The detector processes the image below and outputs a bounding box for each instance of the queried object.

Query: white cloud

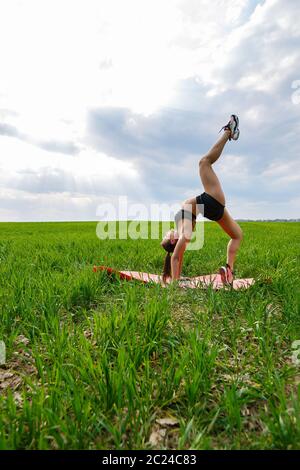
[0,135,137,178]
[261,160,300,184]
[0,136,142,220]
[216,153,250,179]
[228,196,300,220]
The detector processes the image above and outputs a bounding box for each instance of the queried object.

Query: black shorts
[196,192,225,221]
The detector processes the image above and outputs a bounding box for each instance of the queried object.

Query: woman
[161,115,243,285]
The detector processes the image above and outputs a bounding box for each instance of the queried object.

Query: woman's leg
[217,208,243,270]
[199,130,230,205]
[198,123,242,274]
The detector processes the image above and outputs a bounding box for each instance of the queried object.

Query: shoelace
[226,264,235,277]
[219,123,232,140]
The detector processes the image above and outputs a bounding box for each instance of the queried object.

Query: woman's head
[161,229,179,281]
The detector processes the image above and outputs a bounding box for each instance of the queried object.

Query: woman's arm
[178,248,184,276]
[171,236,187,280]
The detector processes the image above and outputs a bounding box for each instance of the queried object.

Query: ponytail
[161,231,178,282]
[162,252,172,282]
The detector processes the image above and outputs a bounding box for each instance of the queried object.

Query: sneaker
[219,263,234,285]
[220,114,240,141]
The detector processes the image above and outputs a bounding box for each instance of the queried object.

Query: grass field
[0,221,299,449]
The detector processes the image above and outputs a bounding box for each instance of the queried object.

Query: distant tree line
[236,219,300,222]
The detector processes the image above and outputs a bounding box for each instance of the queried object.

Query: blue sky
[0,0,299,221]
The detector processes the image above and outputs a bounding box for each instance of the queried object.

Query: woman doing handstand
[161,115,243,285]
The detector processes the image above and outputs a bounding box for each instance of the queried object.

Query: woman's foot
[220,115,240,141]
[219,263,234,285]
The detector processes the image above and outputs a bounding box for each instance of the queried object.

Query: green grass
[0,221,299,449]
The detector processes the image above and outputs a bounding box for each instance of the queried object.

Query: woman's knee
[228,222,243,242]
[199,155,210,167]
[235,226,243,241]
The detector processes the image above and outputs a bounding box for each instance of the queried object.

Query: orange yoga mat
[93,266,255,290]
